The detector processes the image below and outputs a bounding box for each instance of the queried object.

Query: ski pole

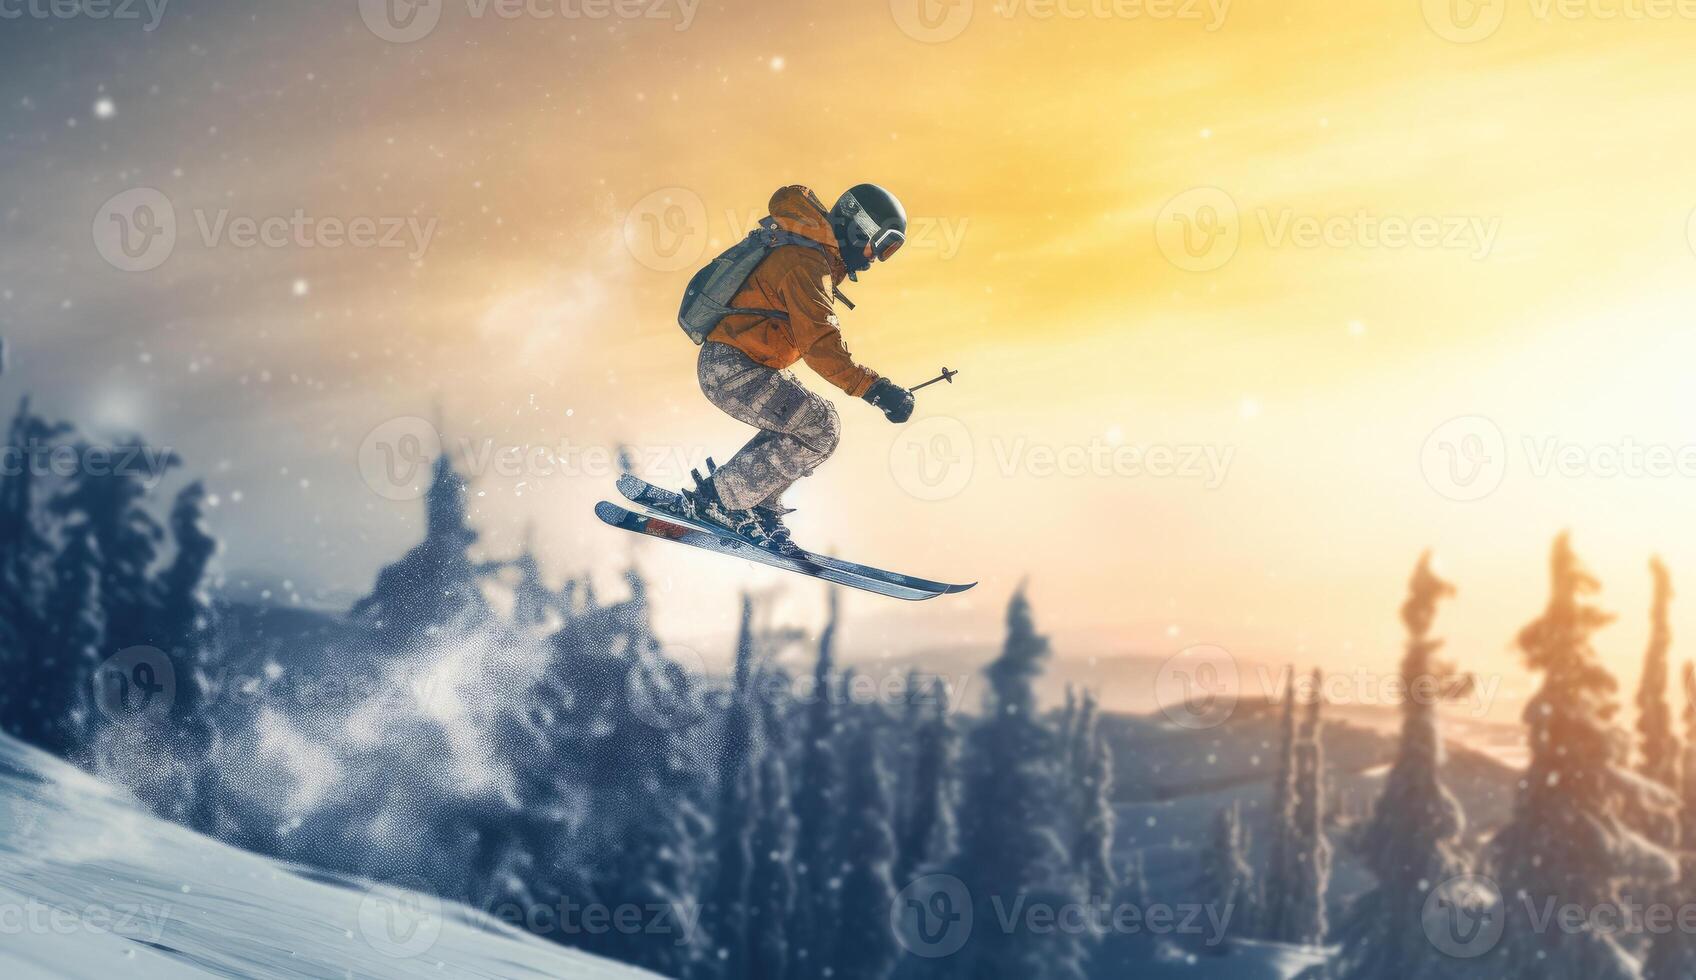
[910,367,958,393]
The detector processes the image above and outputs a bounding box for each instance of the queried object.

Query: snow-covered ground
[0,733,657,979]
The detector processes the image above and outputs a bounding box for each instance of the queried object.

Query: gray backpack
[678,216,830,344]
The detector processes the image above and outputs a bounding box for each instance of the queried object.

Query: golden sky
[10,0,1696,716]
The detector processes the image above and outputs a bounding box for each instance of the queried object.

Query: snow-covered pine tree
[748,694,797,980]
[1488,533,1677,980]
[1261,667,1300,940]
[1683,663,1696,853]
[941,588,1087,980]
[153,481,221,830]
[895,677,958,886]
[1073,690,1117,902]
[698,594,760,980]
[1643,569,1696,980]
[40,517,104,755]
[1289,671,1331,947]
[834,695,899,980]
[790,587,842,980]
[0,398,70,735]
[349,451,492,650]
[48,438,178,651]
[1637,558,1678,790]
[1195,802,1255,943]
[1333,552,1477,980]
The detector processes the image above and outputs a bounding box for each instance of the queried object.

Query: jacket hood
[768,185,842,258]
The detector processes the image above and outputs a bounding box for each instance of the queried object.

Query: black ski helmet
[830,183,907,278]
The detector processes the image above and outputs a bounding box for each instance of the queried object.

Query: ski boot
[680,460,760,540]
[750,505,803,558]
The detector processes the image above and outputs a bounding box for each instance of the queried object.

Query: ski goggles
[843,203,906,262]
[869,224,905,262]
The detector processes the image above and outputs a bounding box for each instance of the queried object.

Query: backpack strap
[713,218,835,321]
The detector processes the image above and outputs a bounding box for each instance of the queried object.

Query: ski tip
[594,500,627,524]
[615,472,644,493]
[945,582,977,595]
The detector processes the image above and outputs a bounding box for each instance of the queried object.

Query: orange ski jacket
[704,185,880,397]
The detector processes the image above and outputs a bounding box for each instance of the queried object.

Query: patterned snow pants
[698,340,842,512]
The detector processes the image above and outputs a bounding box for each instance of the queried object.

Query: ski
[614,473,975,595]
[595,502,948,601]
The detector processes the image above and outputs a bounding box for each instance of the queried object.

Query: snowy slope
[0,733,658,980]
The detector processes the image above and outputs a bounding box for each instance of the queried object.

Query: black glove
[863,377,914,424]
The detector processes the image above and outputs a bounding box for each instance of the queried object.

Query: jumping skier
[673,184,915,555]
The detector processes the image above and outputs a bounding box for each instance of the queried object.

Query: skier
[674,184,915,555]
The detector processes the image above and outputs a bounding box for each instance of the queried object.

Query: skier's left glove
[863,377,915,424]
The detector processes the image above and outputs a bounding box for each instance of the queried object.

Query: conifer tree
[943,589,1086,980]
[835,701,899,980]
[699,595,759,979]
[1638,558,1678,790]
[1489,534,1676,980]
[1072,690,1117,901]
[1261,668,1300,940]
[1196,803,1255,942]
[1334,553,1477,980]
[1289,672,1331,947]
[350,451,491,650]
[39,518,104,754]
[790,588,842,980]
[895,678,958,886]
[748,696,797,980]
